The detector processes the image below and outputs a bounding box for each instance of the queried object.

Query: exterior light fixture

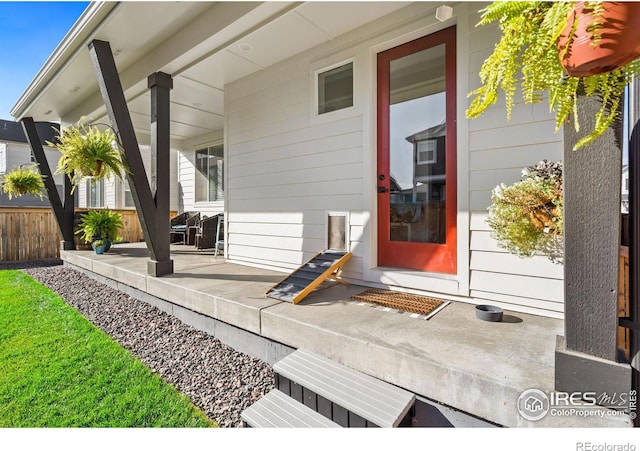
[436,5,453,22]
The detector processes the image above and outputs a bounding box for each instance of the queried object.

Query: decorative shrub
[487,160,563,263]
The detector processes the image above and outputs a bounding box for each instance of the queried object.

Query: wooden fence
[0,208,61,261]
[618,245,631,361]
[0,207,175,262]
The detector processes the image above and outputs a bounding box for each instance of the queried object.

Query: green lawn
[0,270,215,427]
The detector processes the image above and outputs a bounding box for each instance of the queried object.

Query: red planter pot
[558,1,640,77]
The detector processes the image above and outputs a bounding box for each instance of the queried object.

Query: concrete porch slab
[58,243,631,428]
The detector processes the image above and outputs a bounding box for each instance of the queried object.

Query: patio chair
[195,213,224,257]
[170,211,199,244]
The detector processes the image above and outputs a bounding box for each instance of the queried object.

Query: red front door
[376,26,457,274]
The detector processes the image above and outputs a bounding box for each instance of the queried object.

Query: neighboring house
[9,2,564,318]
[0,119,64,207]
[622,164,629,214]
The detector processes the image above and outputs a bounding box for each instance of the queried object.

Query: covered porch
[58,242,624,428]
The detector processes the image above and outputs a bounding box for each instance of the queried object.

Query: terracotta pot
[557,2,640,77]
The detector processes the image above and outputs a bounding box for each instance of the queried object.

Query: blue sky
[0,1,89,121]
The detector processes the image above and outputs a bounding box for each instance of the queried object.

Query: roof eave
[10,1,120,121]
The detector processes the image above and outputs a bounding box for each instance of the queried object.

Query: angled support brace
[21,117,75,250]
[88,39,173,276]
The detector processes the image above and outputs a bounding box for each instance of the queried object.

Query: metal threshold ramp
[266,250,352,304]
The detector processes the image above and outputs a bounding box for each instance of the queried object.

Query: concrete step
[241,389,341,428]
[273,349,415,427]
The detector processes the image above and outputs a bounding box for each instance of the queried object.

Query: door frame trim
[376,25,457,274]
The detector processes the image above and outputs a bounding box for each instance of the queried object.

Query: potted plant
[1,164,46,199]
[48,122,127,190]
[558,2,640,77]
[91,239,108,255]
[76,209,124,253]
[466,1,640,150]
[487,160,563,263]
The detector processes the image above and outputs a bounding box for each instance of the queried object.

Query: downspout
[626,78,640,427]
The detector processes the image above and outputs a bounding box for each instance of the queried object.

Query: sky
[0,1,89,121]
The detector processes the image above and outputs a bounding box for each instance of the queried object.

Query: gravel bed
[14,262,274,427]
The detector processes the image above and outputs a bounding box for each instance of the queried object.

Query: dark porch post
[20,117,75,250]
[148,72,173,275]
[555,93,631,403]
[88,39,173,276]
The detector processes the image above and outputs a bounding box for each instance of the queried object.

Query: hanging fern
[1,164,46,200]
[466,1,640,150]
[48,122,128,191]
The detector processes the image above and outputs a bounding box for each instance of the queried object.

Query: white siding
[0,143,6,173]
[225,55,365,272]
[464,4,564,316]
[220,2,564,317]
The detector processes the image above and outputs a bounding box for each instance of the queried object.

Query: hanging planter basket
[48,122,127,191]
[487,160,564,264]
[558,1,640,77]
[529,202,561,234]
[1,164,46,200]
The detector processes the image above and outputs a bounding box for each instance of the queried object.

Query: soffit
[20,1,413,145]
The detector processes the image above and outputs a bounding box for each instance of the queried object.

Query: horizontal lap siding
[226,51,363,273]
[178,151,195,212]
[222,3,564,317]
[466,6,564,316]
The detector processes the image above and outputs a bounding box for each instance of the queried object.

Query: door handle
[377,186,388,193]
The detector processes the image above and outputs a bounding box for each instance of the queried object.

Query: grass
[0,270,215,427]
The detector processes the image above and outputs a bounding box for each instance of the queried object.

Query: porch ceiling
[11,1,411,146]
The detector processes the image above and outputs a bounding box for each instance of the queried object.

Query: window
[87,178,104,208]
[123,179,134,208]
[417,140,437,165]
[195,144,224,203]
[318,62,353,115]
